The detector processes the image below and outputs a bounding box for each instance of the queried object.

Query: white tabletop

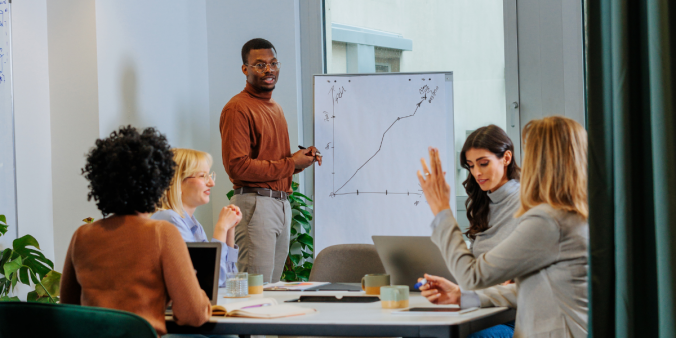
[200,289,509,326]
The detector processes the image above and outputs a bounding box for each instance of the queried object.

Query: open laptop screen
[186,242,221,305]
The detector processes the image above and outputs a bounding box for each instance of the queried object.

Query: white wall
[205,0,304,224]
[95,0,213,234]
[12,0,55,261]
[46,0,102,270]
[11,0,306,274]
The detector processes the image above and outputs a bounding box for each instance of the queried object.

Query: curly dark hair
[82,126,176,217]
[461,125,520,240]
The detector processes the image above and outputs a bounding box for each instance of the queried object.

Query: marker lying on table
[298,145,321,156]
[414,278,428,290]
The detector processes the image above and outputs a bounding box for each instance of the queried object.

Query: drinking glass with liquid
[225,272,248,297]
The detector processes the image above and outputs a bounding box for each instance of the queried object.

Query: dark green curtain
[587,0,676,337]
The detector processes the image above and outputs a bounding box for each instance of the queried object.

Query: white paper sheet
[314,73,449,255]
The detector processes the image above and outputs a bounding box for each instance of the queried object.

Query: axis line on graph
[332,98,426,195]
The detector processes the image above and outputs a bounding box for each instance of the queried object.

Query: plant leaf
[290,226,297,235]
[0,215,6,225]
[28,269,40,284]
[302,251,313,259]
[226,190,234,200]
[4,256,22,278]
[288,195,299,204]
[10,271,18,290]
[35,283,47,297]
[0,295,20,302]
[291,181,299,191]
[299,209,313,221]
[292,192,313,202]
[293,215,310,226]
[18,266,29,285]
[26,291,39,302]
[0,248,11,270]
[301,222,311,233]
[41,271,61,297]
[296,269,311,281]
[13,234,41,252]
[23,257,52,280]
[281,270,297,282]
[296,234,313,249]
[302,262,313,270]
[289,254,301,265]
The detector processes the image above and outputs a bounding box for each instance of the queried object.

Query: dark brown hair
[461,125,520,240]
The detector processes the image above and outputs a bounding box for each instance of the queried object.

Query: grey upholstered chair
[309,244,386,282]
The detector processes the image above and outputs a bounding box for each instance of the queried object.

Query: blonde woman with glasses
[418,116,588,338]
[152,148,242,287]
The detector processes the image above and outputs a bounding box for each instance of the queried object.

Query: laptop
[372,236,456,291]
[186,242,221,305]
[166,242,221,315]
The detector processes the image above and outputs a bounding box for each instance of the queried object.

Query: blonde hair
[516,116,588,219]
[160,148,213,217]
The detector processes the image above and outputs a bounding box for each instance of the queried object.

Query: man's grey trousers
[230,193,291,283]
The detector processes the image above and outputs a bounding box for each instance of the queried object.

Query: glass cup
[225,272,248,297]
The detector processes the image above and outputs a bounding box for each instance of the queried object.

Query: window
[324,0,511,231]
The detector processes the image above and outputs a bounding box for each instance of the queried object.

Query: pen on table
[298,145,321,156]
[414,278,428,290]
[241,303,272,309]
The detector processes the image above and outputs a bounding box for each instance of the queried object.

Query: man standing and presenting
[220,38,320,283]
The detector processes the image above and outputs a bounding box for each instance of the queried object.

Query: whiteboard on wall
[313,72,455,255]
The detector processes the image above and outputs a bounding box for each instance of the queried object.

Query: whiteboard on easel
[313,72,455,255]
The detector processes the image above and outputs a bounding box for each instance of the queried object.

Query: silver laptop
[186,242,222,305]
[372,236,456,291]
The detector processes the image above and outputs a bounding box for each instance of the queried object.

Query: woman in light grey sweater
[421,125,522,338]
[417,116,589,338]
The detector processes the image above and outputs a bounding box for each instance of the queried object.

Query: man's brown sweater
[60,215,211,336]
[220,82,296,193]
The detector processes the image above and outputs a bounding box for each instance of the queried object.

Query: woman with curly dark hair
[60,126,212,336]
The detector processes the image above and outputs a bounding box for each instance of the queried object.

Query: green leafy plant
[282,181,314,281]
[226,178,315,281]
[0,214,62,303]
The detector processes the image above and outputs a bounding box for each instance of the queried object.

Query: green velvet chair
[0,301,157,338]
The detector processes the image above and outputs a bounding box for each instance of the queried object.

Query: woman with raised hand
[61,126,211,336]
[152,148,242,287]
[418,116,589,338]
[421,125,521,337]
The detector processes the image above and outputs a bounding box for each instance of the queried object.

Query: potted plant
[0,214,62,303]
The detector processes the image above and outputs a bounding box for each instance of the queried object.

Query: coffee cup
[380,285,409,309]
[248,274,264,294]
[361,274,390,295]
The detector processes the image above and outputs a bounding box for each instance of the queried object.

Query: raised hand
[417,147,451,216]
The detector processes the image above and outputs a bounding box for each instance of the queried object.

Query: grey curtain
[586,0,676,337]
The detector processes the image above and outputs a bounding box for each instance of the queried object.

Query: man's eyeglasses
[246,61,281,73]
[186,172,216,184]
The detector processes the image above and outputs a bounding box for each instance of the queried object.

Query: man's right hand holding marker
[292,146,322,170]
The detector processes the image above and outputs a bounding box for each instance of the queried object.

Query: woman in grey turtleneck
[418,117,589,338]
[420,125,521,338]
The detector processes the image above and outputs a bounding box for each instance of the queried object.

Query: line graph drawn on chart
[318,76,443,207]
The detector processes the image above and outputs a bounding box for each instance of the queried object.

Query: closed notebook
[212,298,316,318]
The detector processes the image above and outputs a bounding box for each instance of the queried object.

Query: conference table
[166,287,516,338]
